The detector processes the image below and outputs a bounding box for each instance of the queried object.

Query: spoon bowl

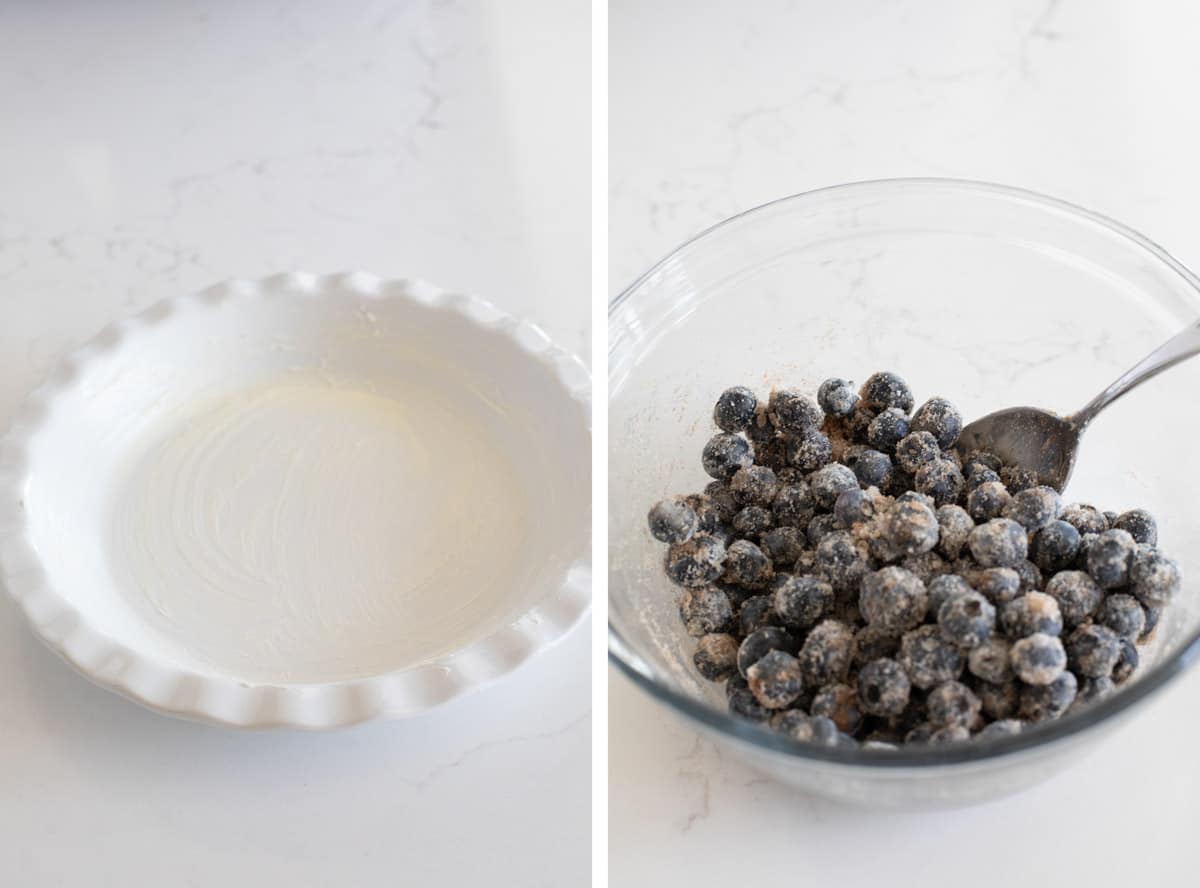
[957,407,1081,491]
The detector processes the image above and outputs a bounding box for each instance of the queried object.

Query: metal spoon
[955,318,1200,492]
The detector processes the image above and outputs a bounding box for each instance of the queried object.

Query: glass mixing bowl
[609,179,1200,807]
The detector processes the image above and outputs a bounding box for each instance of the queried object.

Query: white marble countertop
[610,1,1200,885]
[0,2,589,886]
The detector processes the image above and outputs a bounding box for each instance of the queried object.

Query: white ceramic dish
[0,272,591,728]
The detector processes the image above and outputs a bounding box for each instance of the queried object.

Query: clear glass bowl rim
[608,177,1200,767]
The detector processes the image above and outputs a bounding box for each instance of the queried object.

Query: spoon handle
[1071,317,1200,428]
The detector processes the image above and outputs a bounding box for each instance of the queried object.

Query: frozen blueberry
[937,590,995,649]
[1114,509,1157,546]
[1113,637,1139,684]
[967,481,1011,523]
[854,658,911,719]
[738,594,777,635]
[853,448,894,489]
[794,548,818,575]
[702,432,754,480]
[964,450,1003,475]
[964,465,1002,490]
[1140,605,1162,642]
[1012,559,1043,593]
[1000,591,1063,638]
[1066,624,1121,678]
[904,723,937,744]
[1003,485,1061,531]
[1074,675,1116,709]
[895,431,940,474]
[928,574,973,616]
[926,680,981,728]
[745,406,774,444]
[693,633,740,681]
[968,638,1013,684]
[834,486,879,528]
[899,625,964,689]
[1086,529,1137,589]
[1103,509,1120,527]
[883,498,940,558]
[895,490,935,509]
[728,685,771,723]
[647,497,698,544]
[853,624,901,665]
[755,435,790,471]
[774,713,840,746]
[867,408,911,453]
[817,378,859,417]
[914,459,965,507]
[970,567,1021,606]
[978,680,1019,720]
[845,405,879,444]
[771,573,834,630]
[713,386,758,433]
[859,371,914,413]
[725,674,749,699]
[678,586,734,638]
[1010,632,1067,685]
[682,494,723,534]
[1097,593,1146,640]
[723,539,772,588]
[816,530,872,594]
[732,505,774,540]
[703,481,740,523]
[761,526,807,566]
[797,620,856,687]
[910,397,963,448]
[1039,571,1099,630]
[1032,520,1081,574]
[730,465,779,507]
[806,513,839,547]
[767,389,823,434]
[978,719,1023,740]
[1130,547,1182,606]
[784,428,832,473]
[747,650,805,709]
[772,483,816,527]
[860,567,929,634]
[935,505,973,560]
[968,518,1028,568]
[811,683,862,733]
[737,626,798,678]
[1000,465,1039,493]
[900,551,948,584]
[1018,670,1077,721]
[1059,503,1110,535]
[809,463,859,511]
[665,536,727,588]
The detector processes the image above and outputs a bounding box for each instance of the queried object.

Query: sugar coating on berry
[1012,559,1043,593]
[928,574,973,616]
[648,497,698,544]
[1086,528,1137,588]
[818,378,859,417]
[775,713,840,746]
[1097,592,1146,640]
[1066,623,1121,678]
[747,650,805,709]
[900,550,948,584]
[1043,570,1102,628]
[899,624,964,689]
[859,371,914,413]
[968,637,1013,684]
[1018,671,1077,721]
[703,481,739,522]
[1010,632,1067,685]
[833,486,880,529]
[738,595,776,636]
[728,685,771,722]
[910,397,963,448]
[1114,508,1157,546]
[702,432,754,480]
[760,526,806,566]
[968,518,1028,568]
[693,633,740,681]
[935,505,973,560]
[730,465,778,507]
[1130,548,1182,606]
[784,428,832,471]
[809,463,858,511]
[884,498,940,558]
[978,680,1019,720]
[1000,591,1063,638]
[867,408,911,453]
[683,494,722,534]
[732,505,773,540]
[1059,503,1109,535]
[967,481,1011,523]
[810,683,861,733]
[856,657,911,716]
[806,513,838,547]
[737,626,797,677]
[678,586,734,638]
[965,465,1002,490]
[915,459,965,507]
[1003,485,1061,531]
[1000,465,1039,493]
[926,680,981,728]
[771,573,833,630]
[723,539,772,588]
[772,482,815,527]
[895,431,940,474]
[970,567,1021,606]
[665,536,727,588]
[768,389,823,434]
[798,619,856,687]
[713,386,758,433]
[979,719,1023,739]
[860,566,929,634]
[1032,519,1081,574]
[937,590,995,649]
[853,448,894,489]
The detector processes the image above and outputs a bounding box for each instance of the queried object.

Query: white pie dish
[0,272,591,728]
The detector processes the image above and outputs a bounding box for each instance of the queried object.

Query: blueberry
[1113,637,1139,684]
[732,505,774,540]
[853,449,894,489]
[810,683,862,733]
[693,633,740,681]
[723,539,772,588]
[1010,632,1067,685]
[914,459,965,507]
[853,624,901,666]
[935,505,973,560]
[908,399,962,448]
[1086,529,1137,589]
[738,594,777,635]
[794,548,818,575]
[782,428,830,472]
[737,626,797,678]
[963,451,1003,475]
[678,586,734,637]
[809,463,859,510]
[867,408,911,453]
[806,513,839,547]
[1000,591,1063,638]
[1012,559,1043,593]
[900,550,948,584]
[1130,547,1182,606]
[860,566,929,634]
[967,518,1028,568]
[1140,605,1162,642]
[1003,485,1061,531]
[978,680,1019,720]
[1103,510,1120,527]
[703,481,740,523]
[767,389,823,434]
[1065,624,1121,678]
[859,371,914,413]
[856,658,912,717]
[970,567,1021,606]
[964,465,1002,490]
[968,638,1013,684]
[899,624,964,689]
[978,719,1023,739]
[730,465,779,507]
[895,431,941,474]
[926,680,981,728]
[1059,503,1110,535]
[967,481,1011,523]
[904,723,937,744]
[1031,519,1080,573]
[1042,570,1102,628]
[754,435,790,471]
[1073,675,1116,709]
[937,590,995,649]
[1114,509,1157,546]
[713,386,758,433]
[846,405,879,443]
[928,574,973,616]
[833,486,879,528]
[1018,670,1077,721]
[883,498,940,558]
[747,650,806,709]
[816,530,872,594]
[1000,465,1039,493]
[772,483,816,528]
[929,725,972,744]
[682,494,723,534]
[771,573,834,630]
[702,432,754,480]
[797,619,856,687]
[760,526,807,565]
[647,497,698,544]
[1097,593,1146,640]
[774,713,840,746]
[728,685,771,722]
[817,378,859,417]
[665,536,728,588]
